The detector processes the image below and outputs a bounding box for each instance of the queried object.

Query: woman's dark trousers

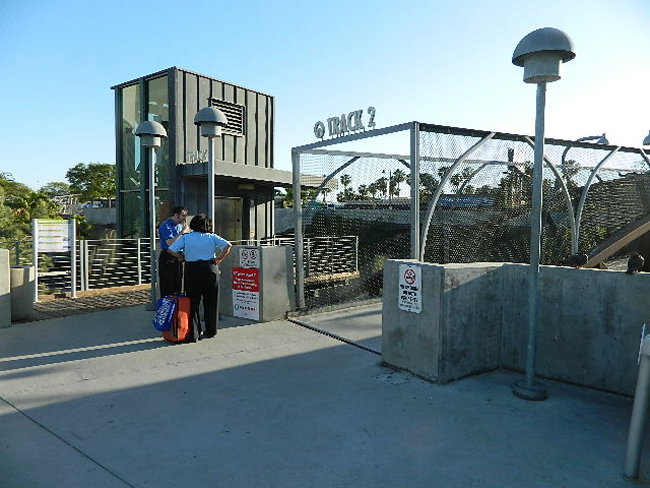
[185,262,219,338]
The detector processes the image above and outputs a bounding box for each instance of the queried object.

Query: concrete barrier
[9,265,35,322]
[219,245,295,322]
[0,250,9,327]
[382,260,650,395]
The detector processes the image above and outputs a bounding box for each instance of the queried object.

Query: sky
[0,0,648,190]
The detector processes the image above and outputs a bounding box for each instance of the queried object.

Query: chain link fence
[294,122,650,309]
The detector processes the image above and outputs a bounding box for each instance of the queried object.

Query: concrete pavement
[0,302,648,487]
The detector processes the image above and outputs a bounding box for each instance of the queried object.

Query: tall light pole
[134,120,168,310]
[194,107,228,227]
[511,27,576,401]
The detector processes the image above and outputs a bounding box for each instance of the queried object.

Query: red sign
[232,267,259,292]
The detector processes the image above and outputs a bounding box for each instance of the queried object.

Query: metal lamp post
[194,107,228,227]
[134,120,168,310]
[643,131,650,147]
[561,133,608,253]
[511,27,576,401]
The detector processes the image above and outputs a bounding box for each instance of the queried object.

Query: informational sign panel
[239,247,260,268]
[36,219,73,252]
[232,267,260,320]
[398,264,422,313]
[32,219,77,302]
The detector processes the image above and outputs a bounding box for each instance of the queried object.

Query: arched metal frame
[291,121,650,309]
[523,137,579,254]
[574,147,620,247]
[419,133,495,261]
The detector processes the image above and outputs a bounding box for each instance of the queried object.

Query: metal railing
[0,235,359,295]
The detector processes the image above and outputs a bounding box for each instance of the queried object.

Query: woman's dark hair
[189,214,212,233]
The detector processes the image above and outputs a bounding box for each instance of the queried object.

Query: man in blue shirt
[158,205,189,297]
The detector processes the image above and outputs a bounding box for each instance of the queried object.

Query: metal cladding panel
[210,79,224,161]
[246,91,258,166]
[257,95,268,168]
[172,68,273,170]
[223,84,235,164]
[266,97,275,168]
[184,72,198,159]
[235,87,246,164]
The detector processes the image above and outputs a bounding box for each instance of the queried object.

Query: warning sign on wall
[398,264,422,313]
[232,267,260,320]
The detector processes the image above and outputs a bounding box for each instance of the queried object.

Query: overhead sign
[35,219,73,252]
[314,106,376,139]
[398,263,422,313]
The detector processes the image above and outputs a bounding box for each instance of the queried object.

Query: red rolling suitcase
[163,295,191,343]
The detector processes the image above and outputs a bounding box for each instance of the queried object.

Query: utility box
[219,246,294,322]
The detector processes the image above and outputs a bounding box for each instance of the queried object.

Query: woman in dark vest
[167,214,232,341]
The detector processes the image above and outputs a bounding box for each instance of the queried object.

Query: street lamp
[512,27,576,401]
[561,133,608,167]
[134,120,168,310]
[194,107,228,227]
[643,131,650,147]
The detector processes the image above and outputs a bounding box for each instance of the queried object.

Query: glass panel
[120,190,143,238]
[121,84,141,190]
[147,76,169,190]
[155,189,169,229]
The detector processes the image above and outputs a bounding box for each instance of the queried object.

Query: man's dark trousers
[158,251,181,297]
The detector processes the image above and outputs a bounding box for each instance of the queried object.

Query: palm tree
[340,174,352,189]
[390,169,407,198]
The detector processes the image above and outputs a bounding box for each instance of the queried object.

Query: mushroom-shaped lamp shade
[512,27,576,84]
[194,107,228,137]
[597,133,609,145]
[643,131,650,147]
[134,120,168,148]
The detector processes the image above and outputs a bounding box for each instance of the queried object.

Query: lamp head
[134,120,167,148]
[512,27,576,83]
[194,107,228,137]
[597,133,609,145]
[643,130,650,147]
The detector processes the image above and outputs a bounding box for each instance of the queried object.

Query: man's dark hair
[171,205,186,216]
[189,213,212,233]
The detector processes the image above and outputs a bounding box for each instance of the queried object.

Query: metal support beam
[410,123,420,259]
[292,149,305,309]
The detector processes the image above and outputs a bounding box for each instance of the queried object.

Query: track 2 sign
[398,264,422,313]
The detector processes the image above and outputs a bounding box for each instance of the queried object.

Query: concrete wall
[0,250,9,327]
[218,245,294,322]
[382,260,650,395]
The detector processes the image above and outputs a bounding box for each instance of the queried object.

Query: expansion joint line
[0,394,135,488]
[287,318,381,356]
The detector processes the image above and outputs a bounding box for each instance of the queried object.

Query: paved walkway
[0,301,648,487]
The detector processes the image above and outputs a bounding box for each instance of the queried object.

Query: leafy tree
[66,162,116,202]
[40,181,71,197]
[9,191,58,221]
[0,172,31,201]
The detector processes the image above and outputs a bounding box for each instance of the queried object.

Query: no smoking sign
[398,264,422,313]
